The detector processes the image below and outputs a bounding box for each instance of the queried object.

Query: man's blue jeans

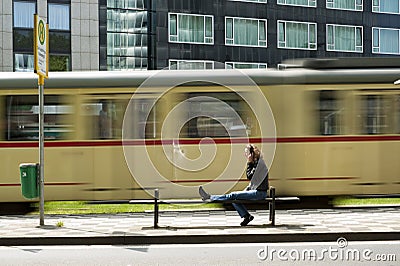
[210,190,267,218]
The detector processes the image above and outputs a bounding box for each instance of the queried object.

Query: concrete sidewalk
[1,207,400,246]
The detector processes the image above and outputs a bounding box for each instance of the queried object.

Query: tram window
[360,95,389,134]
[81,99,128,139]
[123,98,161,139]
[318,91,344,135]
[6,95,74,140]
[180,93,251,138]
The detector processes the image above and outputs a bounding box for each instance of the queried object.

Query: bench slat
[129,197,299,205]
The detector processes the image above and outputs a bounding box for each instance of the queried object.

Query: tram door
[81,94,135,200]
[354,91,400,194]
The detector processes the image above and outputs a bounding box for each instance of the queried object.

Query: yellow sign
[34,14,49,79]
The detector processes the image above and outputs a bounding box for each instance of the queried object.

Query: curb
[1,232,400,246]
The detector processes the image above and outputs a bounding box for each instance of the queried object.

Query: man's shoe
[240,215,254,226]
[198,186,211,201]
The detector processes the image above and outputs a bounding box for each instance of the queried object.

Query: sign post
[34,14,48,226]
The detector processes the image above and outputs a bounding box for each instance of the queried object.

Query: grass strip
[333,197,400,207]
[29,201,224,215]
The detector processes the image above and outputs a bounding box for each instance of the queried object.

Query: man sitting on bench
[199,144,269,226]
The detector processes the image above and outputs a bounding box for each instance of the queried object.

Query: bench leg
[154,189,159,229]
[269,187,276,226]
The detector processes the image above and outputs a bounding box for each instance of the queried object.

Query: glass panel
[49,4,70,30]
[180,93,252,138]
[226,18,233,39]
[13,29,34,52]
[6,95,74,140]
[284,21,311,49]
[107,2,148,70]
[14,1,35,28]
[361,95,389,134]
[14,53,34,72]
[50,31,71,53]
[278,0,316,6]
[309,23,316,44]
[259,21,266,41]
[319,91,343,135]
[373,28,380,48]
[278,22,285,43]
[356,27,362,46]
[379,0,400,13]
[232,18,260,46]
[380,29,400,54]
[205,16,213,38]
[50,55,70,71]
[178,14,205,43]
[169,14,177,36]
[123,98,161,139]
[82,99,129,139]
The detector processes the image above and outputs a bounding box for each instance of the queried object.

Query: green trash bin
[19,163,39,199]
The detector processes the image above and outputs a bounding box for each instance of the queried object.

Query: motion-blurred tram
[1,57,400,202]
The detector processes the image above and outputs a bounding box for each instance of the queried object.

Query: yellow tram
[1,58,400,202]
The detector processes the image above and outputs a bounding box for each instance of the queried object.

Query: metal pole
[154,189,159,229]
[38,75,45,226]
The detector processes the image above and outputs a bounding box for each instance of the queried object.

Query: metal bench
[129,187,300,228]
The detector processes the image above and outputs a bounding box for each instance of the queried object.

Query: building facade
[1,0,399,72]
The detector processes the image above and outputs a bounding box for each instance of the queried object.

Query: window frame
[106,2,148,70]
[228,0,267,3]
[372,0,400,14]
[168,13,214,45]
[277,0,316,8]
[326,0,363,11]
[277,20,317,50]
[225,62,267,69]
[225,16,267,48]
[13,1,36,29]
[326,24,363,53]
[169,59,214,70]
[372,27,400,55]
[48,3,70,31]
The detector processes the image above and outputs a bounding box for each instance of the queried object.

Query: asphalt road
[1,240,399,266]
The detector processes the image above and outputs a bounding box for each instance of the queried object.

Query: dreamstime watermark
[257,237,397,262]
[122,63,277,198]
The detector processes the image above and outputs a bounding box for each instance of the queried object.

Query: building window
[169,13,213,44]
[107,0,148,70]
[225,62,267,69]
[277,0,316,8]
[13,1,35,72]
[228,0,267,3]
[48,3,71,71]
[373,0,399,14]
[326,0,363,11]
[327,24,363,53]
[373,27,400,54]
[14,54,34,72]
[225,17,267,47]
[14,1,35,28]
[49,3,70,30]
[169,60,214,70]
[278,20,316,50]
[13,1,71,72]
